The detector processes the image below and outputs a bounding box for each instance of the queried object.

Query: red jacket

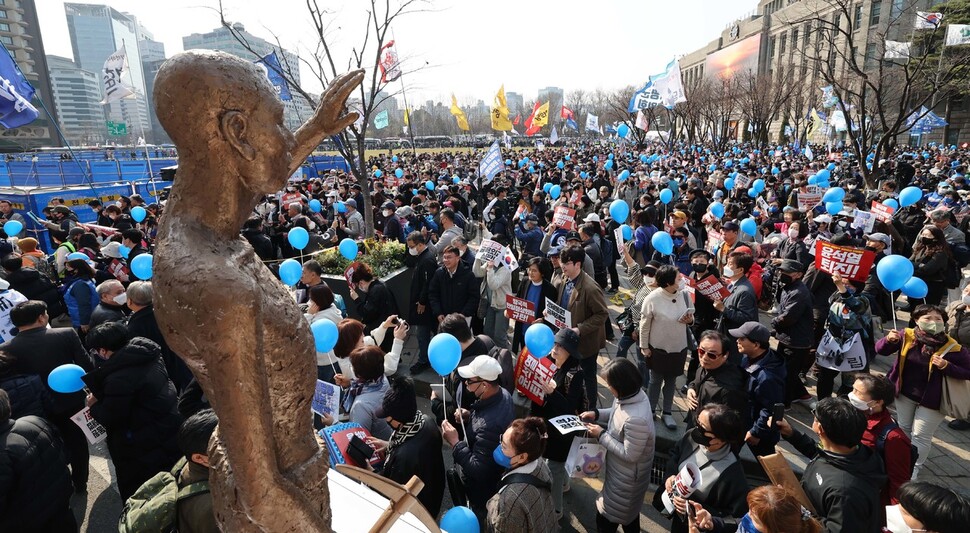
[860,409,910,505]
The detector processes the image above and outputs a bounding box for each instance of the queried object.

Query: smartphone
[772,403,785,429]
[687,503,696,521]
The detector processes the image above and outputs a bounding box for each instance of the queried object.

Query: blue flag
[374,110,389,130]
[255,51,292,101]
[0,43,38,129]
[565,116,578,130]
[478,140,505,185]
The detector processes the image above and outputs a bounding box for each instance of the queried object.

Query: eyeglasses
[697,348,723,359]
[465,379,483,386]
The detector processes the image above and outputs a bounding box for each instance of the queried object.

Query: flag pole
[121,40,158,205]
[390,29,417,156]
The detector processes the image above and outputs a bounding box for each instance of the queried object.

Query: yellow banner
[532,101,550,128]
[491,85,513,131]
[403,108,410,126]
[450,94,469,131]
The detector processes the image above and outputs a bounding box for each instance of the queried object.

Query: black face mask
[922,237,937,246]
[691,263,707,274]
[690,426,713,447]
[864,245,879,253]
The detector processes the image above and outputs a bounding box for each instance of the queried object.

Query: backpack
[118,458,210,533]
[462,215,478,242]
[875,419,918,478]
[952,242,970,269]
[475,334,516,393]
[944,255,962,289]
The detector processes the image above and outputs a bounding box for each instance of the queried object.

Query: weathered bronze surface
[151,50,362,531]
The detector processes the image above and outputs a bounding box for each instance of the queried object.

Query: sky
[37,0,760,105]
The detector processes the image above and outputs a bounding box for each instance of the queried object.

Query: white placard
[549,414,587,434]
[544,298,572,330]
[71,406,108,444]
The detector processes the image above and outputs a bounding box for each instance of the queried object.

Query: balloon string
[455,379,469,447]
[890,291,898,332]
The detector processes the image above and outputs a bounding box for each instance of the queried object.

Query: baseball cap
[728,321,771,345]
[457,355,503,382]
[713,190,725,200]
[777,259,804,273]
[867,232,892,254]
[722,221,740,232]
[381,201,395,211]
[671,211,688,220]
[584,213,601,223]
[565,231,582,242]
[344,199,357,209]
[525,213,539,223]
[326,190,339,197]
[813,214,833,224]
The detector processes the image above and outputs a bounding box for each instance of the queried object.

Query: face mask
[847,392,871,411]
[864,245,879,253]
[408,246,419,256]
[738,514,764,533]
[884,505,913,533]
[788,229,799,239]
[492,444,513,469]
[962,294,970,306]
[643,276,655,287]
[112,293,127,305]
[691,263,707,274]
[921,237,936,245]
[690,426,713,447]
[722,265,735,278]
[847,184,857,190]
[383,210,393,217]
[919,320,944,334]
[673,238,684,247]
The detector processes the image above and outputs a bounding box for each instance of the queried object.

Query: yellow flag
[807,108,824,137]
[491,85,513,131]
[403,107,410,126]
[450,94,469,131]
[532,101,550,128]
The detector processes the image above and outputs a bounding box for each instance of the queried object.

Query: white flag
[653,59,687,107]
[805,146,814,160]
[100,47,133,104]
[636,110,649,130]
[914,11,943,29]
[884,41,911,59]
[549,125,559,145]
[946,24,970,46]
[586,113,599,132]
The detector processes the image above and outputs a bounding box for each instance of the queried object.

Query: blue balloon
[708,164,716,172]
[550,185,561,199]
[131,205,147,223]
[529,166,536,173]
[723,177,735,191]
[877,254,914,291]
[392,155,399,162]
[901,277,928,299]
[395,168,404,178]
[617,124,630,138]
[543,183,553,193]
[67,252,89,262]
[807,175,819,185]
[659,188,673,204]
[279,258,302,286]
[827,162,836,171]
[608,153,614,160]
[308,199,322,213]
[565,154,571,161]
[753,179,766,192]
[771,167,780,175]
[604,160,614,171]
[748,189,758,198]
[48,364,86,393]
[651,231,674,255]
[426,180,435,191]
[440,506,479,533]
[525,323,555,357]
[609,200,630,224]
[618,169,630,181]
[518,159,526,168]
[453,176,460,184]
[557,161,565,170]
[119,245,130,259]
[505,159,512,166]
[335,201,347,213]
[815,169,831,180]
[311,319,339,353]
[724,159,734,168]
[822,187,845,203]
[339,238,358,261]
[883,199,899,210]
[621,224,633,240]
[817,180,830,189]
[288,227,309,250]
[899,186,923,207]
[710,202,725,218]
[2,219,21,236]
[740,157,750,165]
[131,253,153,280]
[374,169,383,178]
[580,172,588,179]
[593,156,599,163]
[429,333,462,376]
[640,154,649,163]
[740,217,757,236]
[825,201,843,215]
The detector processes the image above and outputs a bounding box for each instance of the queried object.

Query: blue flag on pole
[0,43,38,129]
[256,51,292,102]
[478,140,505,185]
[565,116,578,130]
[374,110,389,130]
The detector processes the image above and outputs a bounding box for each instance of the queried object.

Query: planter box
[321,266,412,319]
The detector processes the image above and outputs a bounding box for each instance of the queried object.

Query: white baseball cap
[457,355,502,382]
[584,213,601,223]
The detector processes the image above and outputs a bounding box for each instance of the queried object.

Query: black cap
[565,231,582,242]
[554,328,580,358]
[728,321,771,345]
[777,259,804,273]
[722,221,740,231]
[688,249,712,261]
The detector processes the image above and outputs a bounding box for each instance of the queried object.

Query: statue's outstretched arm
[289,69,365,176]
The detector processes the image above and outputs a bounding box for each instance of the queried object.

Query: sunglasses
[697,348,723,359]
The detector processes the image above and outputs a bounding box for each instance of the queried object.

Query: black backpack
[475,334,516,393]
[875,418,918,478]
[944,255,962,289]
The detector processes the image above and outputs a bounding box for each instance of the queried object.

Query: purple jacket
[875,330,970,410]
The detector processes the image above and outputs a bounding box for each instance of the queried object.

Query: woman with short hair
[485,416,557,533]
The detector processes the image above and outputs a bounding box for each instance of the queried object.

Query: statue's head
[154,50,294,195]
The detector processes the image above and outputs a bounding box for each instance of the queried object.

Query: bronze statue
[151,50,362,531]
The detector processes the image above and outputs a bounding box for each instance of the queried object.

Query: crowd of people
[3,140,970,532]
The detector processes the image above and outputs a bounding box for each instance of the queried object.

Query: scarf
[914,327,947,359]
[387,410,426,454]
[343,376,384,412]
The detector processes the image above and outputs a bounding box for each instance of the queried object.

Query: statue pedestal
[329,469,434,533]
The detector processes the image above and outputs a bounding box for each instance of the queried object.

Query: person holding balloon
[0,199,25,239]
[303,284,345,385]
[876,304,970,478]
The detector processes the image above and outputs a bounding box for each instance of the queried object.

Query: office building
[47,55,106,145]
[505,91,524,116]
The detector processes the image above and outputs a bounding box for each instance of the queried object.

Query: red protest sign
[344,262,360,289]
[553,206,576,230]
[694,274,731,301]
[814,240,876,282]
[871,201,895,222]
[513,347,558,406]
[505,295,536,323]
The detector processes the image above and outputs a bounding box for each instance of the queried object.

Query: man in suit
[406,231,439,374]
[2,300,92,492]
[713,251,759,363]
[553,244,609,408]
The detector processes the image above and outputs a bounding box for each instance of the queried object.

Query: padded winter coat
[594,389,655,525]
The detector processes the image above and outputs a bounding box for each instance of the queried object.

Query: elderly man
[337,198,364,239]
[89,279,129,329]
[0,199,25,238]
[126,281,191,392]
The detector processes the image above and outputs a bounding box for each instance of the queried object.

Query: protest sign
[851,209,876,232]
[477,238,505,263]
[553,206,577,230]
[501,247,519,272]
[871,201,895,222]
[513,348,557,405]
[814,240,875,282]
[320,422,381,468]
[311,379,341,418]
[549,414,587,434]
[344,262,359,289]
[544,298,572,329]
[798,192,823,212]
[734,174,751,189]
[706,229,723,255]
[505,295,536,323]
[661,462,702,513]
[756,196,771,214]
[71,407,108,445]
[816,331,867,372]
[693,274,731,300]
[614,226,625,256]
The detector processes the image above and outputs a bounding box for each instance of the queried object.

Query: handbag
[616,308,635,332]
[647,346,689,376]
[564,436,607,479]
[940,374,970,420]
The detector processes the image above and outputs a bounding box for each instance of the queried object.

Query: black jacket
[530,356,586,461]
[665,434,748,533]
[428,262,480,319]
[5,267,64,318]
[687,362,749,428]
[242,228,275,261]
[771,280,814,348]
[742,349,786,445]
[582,237,608,286]
[356,280,399,337]
[407,247,438,326]
[81,338,182,477]
[3,327,90,417]
[718,276,759,335]
[89,301,128,329]
[786,429,887,533]
[452,388,515,511]
[0,373,49,419]
[127,305,193,393]
[381,414,446,518]
[0,416,74,532]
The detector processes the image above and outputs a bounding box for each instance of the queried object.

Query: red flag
[561,105,574,120]
[524,102,542,136]
[513,113,521,125]
[378,40,402,83]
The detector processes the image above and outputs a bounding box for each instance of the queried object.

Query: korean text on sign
[513,348,557,405]
[552,206,577,230]
[505,295,536,323]
[814,240,876,282]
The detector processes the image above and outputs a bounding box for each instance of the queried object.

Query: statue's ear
[220,110,256,162]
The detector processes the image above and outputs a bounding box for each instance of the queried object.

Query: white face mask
[962,294,970,306]
[722,265,735,278]
[644,276,655,287]
[847,392,871,411]
[884,505,914,533]
[383,210,394,217]
[408,246,419,256]
[788,228,799,239]
[112,293,127,305]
